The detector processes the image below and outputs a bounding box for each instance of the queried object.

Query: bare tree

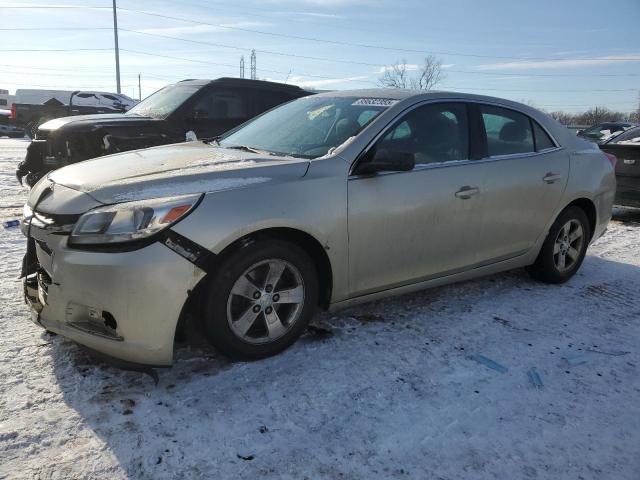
[548,111,575,125]
[410,55,445,91]
[379,55,445,90]
[631,92,640,123]
[545,107,632,126]
[378,60,411,89]
[580,107,625,125]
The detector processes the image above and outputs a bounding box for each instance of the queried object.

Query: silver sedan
[21,89,615,365]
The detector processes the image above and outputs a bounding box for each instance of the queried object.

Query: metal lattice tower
[250,50,256,80]
[240,56,245,79]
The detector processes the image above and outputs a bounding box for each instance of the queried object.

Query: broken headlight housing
[69,194,202,246]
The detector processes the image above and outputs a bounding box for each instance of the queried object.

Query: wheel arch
[174,226,334,345]
[218,226,334,309]
[564,197,597,241]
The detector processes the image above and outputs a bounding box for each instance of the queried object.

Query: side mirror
[354,149,415,175]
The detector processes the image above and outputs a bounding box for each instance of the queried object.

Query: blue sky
[2,0,639,113]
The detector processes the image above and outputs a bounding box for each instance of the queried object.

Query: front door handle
[543,172,562,184]
[454,186,480,199]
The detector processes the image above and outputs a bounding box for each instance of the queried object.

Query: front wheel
[526,206,590,284]
[202,239,318,359]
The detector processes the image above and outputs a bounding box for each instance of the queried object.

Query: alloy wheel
[226,259,305,344]
[553,219,584,272]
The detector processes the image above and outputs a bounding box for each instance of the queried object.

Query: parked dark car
[600,126,640,208]
[16,78,312,186]
[577,122,637,144]
[12,90,137,139]
[0,123,25,138]
[0,110,25,138]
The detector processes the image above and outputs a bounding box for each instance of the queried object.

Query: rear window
[480,105,534,156]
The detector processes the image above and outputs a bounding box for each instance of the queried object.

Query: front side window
[191,89,248,120]
[481,105,534,156]
[220,96,391,158]
[374,102,469,165]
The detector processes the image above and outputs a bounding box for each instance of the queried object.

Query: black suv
[17,78,311,186]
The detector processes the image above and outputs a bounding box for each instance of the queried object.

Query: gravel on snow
[0,138,639,479]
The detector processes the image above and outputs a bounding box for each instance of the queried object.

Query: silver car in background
[21,89,615,366]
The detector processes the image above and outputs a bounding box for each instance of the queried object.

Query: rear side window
[480,105,534,156]
[377,102,469,165]
[533,122,556,151]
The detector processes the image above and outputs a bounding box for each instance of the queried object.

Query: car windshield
[126,84,199,119]
[219,96,395,158]
[609,127,640,144]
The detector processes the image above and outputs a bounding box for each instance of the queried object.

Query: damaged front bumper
[22,220,207,366]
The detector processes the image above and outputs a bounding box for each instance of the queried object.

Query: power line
[0,48,112,52]
[117,29,640,78]
[4,4,640,69]
[0,27,111,31]
[115,7,640,64]
[119,48,370,82]
[0,5,110,9]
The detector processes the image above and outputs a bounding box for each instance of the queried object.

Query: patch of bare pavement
[1,138,639,479]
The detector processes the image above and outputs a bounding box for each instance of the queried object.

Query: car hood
[48,141,311,204]
[39,113,154,132]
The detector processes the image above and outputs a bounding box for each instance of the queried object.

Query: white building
[0,89,15,109]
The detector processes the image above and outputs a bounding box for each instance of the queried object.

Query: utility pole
[240,56,245,79]
[250,50,256,80]
[112,0,121,94]
[138,73,141,101]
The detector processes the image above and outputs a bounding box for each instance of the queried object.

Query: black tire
[202,239,319,360]
[526,206,590,284]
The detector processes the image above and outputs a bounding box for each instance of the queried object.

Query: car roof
[176,77,309,93]
[312,88,549,112]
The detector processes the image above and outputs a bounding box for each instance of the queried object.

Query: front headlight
[69,194,202,246]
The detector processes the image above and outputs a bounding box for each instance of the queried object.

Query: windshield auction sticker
[352,98,399,107]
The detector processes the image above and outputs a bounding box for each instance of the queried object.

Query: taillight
[604,152,617,169]
[10,103,16,119]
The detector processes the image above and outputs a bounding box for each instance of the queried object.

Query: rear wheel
[526,206,590,284]
[202,239,318,359]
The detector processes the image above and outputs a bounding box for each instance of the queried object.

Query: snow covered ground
[1,137,639,479]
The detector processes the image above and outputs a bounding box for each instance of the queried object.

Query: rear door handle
[543,172,562,184]
[454,186,480,199]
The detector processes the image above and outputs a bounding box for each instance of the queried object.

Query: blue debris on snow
[527,368,544,389]
[564,353,588,366]
[3,220,20,229]
[470,354,508,373]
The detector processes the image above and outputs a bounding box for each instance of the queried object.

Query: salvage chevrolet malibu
[21,89,616,366]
